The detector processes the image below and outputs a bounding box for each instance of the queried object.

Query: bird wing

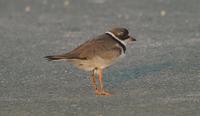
[62,34,122,60]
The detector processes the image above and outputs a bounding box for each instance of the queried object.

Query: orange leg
[90,69,98,93]
[97,68,112,96]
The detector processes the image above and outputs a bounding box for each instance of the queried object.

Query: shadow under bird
[45,27,136,96]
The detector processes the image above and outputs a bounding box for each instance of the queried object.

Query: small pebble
[160,10,166,16]
[64,0,70,6]
[25,6,31,12]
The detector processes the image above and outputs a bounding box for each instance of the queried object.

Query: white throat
[105,31,127,47]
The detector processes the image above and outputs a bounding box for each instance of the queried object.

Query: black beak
[129,36,136,41]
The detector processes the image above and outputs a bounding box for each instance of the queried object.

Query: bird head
[108,27,136,44]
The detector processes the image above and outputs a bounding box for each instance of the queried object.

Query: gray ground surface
[0,0,200,116]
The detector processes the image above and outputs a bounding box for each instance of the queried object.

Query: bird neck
[105,31,126,53]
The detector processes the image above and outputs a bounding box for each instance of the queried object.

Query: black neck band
[105,33,126,53]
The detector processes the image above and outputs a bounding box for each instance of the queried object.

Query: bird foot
[95,89,112,96]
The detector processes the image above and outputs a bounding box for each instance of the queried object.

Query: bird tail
[44,55,66,61]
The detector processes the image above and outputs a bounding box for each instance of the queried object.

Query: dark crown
[109,28,129,40]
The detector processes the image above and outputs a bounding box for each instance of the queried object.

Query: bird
[45,27,136,96]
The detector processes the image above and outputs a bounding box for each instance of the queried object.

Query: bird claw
[95,89,112,96]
